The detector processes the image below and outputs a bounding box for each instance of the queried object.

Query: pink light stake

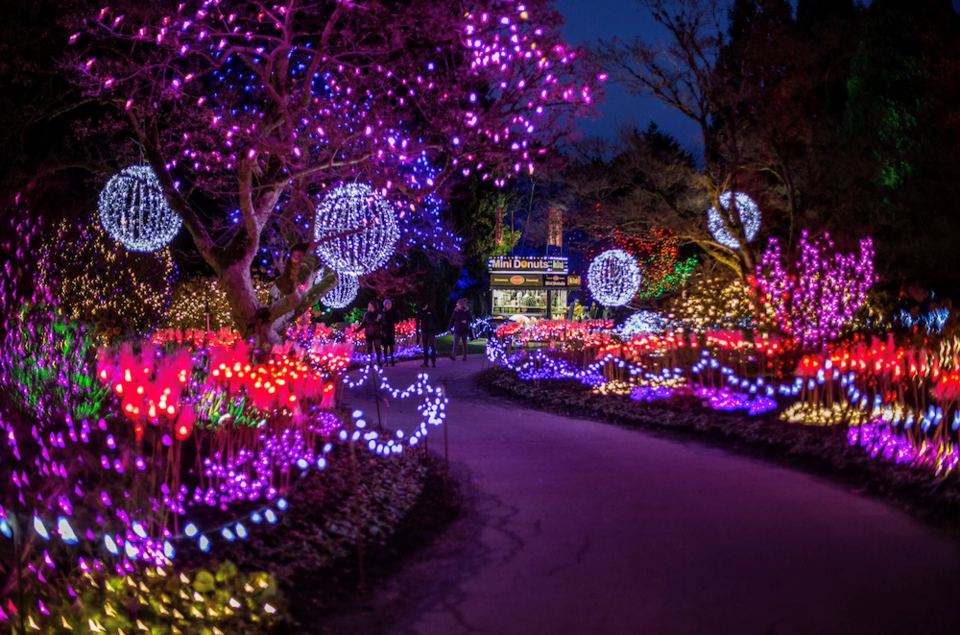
[756,230,875,349]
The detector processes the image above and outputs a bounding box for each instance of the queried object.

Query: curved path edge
[319,357,960,635]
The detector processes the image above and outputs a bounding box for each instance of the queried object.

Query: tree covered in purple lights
[756,230,875,349]
[66,0,600,343]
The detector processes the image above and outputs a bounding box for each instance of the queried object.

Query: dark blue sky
[556,0,960,149]
[556,0,701,149]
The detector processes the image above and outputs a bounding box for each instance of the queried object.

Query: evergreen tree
[843,0,960,294]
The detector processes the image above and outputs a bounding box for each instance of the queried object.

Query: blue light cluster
[895,308,949,334]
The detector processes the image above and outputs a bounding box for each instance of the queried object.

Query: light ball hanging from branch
[98,165,182,252]
[313,183,400,276]
[707,191,761,250]
[587,249,642,307]
[319,272,360,309]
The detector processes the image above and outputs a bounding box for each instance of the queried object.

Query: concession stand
[488,256,582,319]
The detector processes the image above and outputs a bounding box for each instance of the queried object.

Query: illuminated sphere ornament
[320,273,360,309]
[313,183,400,276]
[707,191,761,250]
[98,165,182,252]
[618,311,669,337]
[588,249,642,307]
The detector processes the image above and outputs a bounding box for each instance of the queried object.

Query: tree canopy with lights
[67,0,600,342]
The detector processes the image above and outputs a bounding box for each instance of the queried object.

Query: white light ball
[618,311,669,337]
[707,191,760,250]
[313,183,400,276]
[320,273,360,309]
[587,249,642,307]
[98,165,182,252]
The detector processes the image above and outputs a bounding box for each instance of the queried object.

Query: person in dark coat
[360,300,385,367]
[589,301,599,320]
[382,298,401,366]
[449,298,473,360]
[416,301,440,367]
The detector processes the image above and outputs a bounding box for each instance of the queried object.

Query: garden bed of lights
[177,446,461,631]
[479,315,960,535]
[487,319,960,477]
[0,305,454,633]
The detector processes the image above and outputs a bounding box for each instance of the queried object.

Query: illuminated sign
[488,256,568,274]
[544,274,581,288]
[490,274,544,288]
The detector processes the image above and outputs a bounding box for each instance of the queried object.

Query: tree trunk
[218,255,338,349]
[219,259,283,348]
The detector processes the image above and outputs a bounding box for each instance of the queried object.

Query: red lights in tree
[585,205,697,300]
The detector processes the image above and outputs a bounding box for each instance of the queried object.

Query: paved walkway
[337,355,960,635]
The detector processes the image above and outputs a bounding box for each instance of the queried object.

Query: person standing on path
[416,301,440,368]
[360,301,385,367]
[449,298,473,361]
[382,299,400,366]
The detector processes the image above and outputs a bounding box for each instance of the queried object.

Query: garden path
[334,355,960,635]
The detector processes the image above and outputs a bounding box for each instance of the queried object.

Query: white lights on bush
[618,311,668,337]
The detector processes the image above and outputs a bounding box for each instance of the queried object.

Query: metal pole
[442,380,449,473]
[442,380,450,501]
[373,365,383,432]
[348,419,366,592]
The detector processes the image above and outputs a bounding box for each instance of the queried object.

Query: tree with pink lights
[67,0,600,343]
[756,230,875,349]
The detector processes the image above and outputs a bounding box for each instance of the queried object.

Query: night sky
[556,0,960,149]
